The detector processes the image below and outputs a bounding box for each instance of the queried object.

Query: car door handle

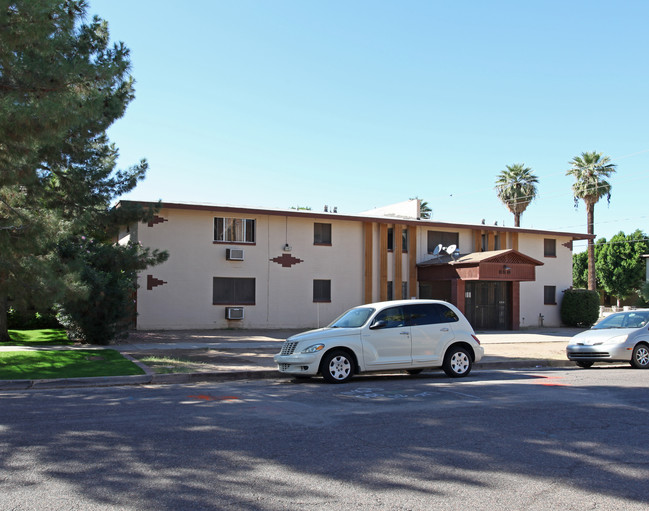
[440,328,450,332]
[400,331,410,336]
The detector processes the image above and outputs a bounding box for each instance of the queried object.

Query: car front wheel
[321,350,354,383]
[630,344,649,369]
[442,347,472,378]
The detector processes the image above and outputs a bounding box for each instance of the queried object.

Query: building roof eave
[115,200,594,241]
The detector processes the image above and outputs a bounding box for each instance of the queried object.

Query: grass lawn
[0,350,145,380]
[3,329,72,346]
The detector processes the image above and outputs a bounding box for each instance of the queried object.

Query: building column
[451,279,466,315]
[511,232,519,251]
[474,230,482,252]
[364,223,373,304]
[379,223,388,301]
[511,281,520,330]
[408,225,417,299]
[394,224,403,299]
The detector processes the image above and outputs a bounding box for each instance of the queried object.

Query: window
[544,285,556,305]
[313,279,331,302]
[437,304,460,322]
[213,277,255,305]
[544,238,556,257]
[387,228,409,252]
[481,233,502,251]
[405,303,459,326]
[314,223,331,245]
[402,281,408,300]
[428,231,459,253]
[372,306,406,328]
[387,281,393,301]
[214,218,255,243]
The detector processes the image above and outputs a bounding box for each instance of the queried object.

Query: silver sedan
[566,309,649,369]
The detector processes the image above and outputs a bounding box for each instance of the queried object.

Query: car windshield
[592,311,649,329]
[329,308,375,328]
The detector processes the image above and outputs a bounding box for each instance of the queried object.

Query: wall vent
[226,248,244,261]
[225,307,244,320]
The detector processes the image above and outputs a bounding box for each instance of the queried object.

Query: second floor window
[428,231,459,253]
[314,223,332,245]
[388,228,409,252]
[544,239,556,257]
[214,218,255,243]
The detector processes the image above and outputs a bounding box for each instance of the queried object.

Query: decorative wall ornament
[270,253,304,268]
[148,215,168,227]
[147,274,167,290]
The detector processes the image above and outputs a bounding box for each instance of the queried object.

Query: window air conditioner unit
[226,248,244,261]
[225,307,244,320]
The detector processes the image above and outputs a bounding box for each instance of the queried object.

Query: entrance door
[465,281,510,330]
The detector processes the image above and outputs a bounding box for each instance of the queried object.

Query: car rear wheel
[630,344,649,369]
[321,350,354,383]
[442,347,472,378]
[576,361,594,369]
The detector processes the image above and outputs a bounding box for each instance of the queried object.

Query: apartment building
[118,199,592,331]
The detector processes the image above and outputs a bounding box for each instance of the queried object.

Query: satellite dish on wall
[445,244,457,255]
[433,244,442,257]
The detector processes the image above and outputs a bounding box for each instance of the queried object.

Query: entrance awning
[417,249,543,282]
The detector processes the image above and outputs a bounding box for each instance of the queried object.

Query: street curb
[0,360,577,390]
[475,359,575,370]
[150,369,283,384]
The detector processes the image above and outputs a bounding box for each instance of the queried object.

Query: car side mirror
[370,320,387,330]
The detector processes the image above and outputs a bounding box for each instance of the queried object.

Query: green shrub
[561,288,600,327]
[55,236,167,345]
[7,307,61,330]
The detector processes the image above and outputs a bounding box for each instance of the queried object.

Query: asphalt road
[1,367,648,510]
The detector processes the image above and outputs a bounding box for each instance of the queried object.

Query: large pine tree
[0,1,161,341]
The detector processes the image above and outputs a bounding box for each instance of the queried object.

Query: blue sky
[90,0,648,252]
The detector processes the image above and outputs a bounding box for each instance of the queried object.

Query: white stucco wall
[128,202,582,331]
[518,233,574,328]
[134,208,365,330]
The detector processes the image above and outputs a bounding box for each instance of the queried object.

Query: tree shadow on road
[0,371,647,509]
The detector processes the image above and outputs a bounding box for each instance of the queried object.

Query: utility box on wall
[226,248,245,261]
[225,307,244,320]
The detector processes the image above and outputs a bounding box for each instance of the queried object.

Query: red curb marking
[536,375,568,387]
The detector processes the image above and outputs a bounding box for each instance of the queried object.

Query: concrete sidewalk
[0,327,585,390]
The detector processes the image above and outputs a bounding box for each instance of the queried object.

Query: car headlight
[302,344,325,354]
[606,335,628,344]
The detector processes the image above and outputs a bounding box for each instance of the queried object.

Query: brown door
[465,281,510,330]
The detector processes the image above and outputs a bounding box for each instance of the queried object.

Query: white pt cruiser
[274,299,484,383]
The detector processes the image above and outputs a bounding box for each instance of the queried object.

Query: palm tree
[494,164,539,227]
[410,197,431,219]
[419,200,431,219]
[566,151,617,291]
